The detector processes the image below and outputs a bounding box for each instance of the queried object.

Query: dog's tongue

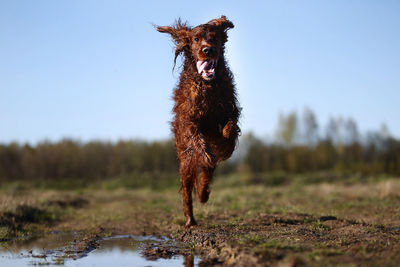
[196,61,208,74]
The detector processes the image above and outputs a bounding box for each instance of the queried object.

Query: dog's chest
[188,82,221,116]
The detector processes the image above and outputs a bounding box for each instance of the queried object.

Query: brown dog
[157,16,241,227]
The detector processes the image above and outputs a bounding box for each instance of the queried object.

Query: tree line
[241,133,400,174]
[0,139,178,181]
[0,109,399,182]
[241,108,399,175]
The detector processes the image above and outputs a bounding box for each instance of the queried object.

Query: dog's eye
[194,37,199,42]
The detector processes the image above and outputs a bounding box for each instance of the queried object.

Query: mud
[170,212,400,266]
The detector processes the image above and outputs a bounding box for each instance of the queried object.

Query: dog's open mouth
[196,60,216,80]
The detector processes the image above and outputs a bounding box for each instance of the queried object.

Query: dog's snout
[202,47,214,56]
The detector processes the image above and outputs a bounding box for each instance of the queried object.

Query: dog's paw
[222,121,234,138]
[198,186,210,203]
[185,217,197,228]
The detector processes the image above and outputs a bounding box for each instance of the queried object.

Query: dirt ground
[1,174,400,266]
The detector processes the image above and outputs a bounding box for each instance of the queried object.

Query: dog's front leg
[182,179,196,228]
[179,159,197,228]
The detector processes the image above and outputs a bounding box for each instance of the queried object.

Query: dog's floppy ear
[207,15,234,31]
[156,18,191,46]
[157,19,191,69]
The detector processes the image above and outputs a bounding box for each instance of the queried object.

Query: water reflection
[0,233,200,266]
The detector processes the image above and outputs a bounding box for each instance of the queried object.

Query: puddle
[387,227,400,232]
[0,232,200,266]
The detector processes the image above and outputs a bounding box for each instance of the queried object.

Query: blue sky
[1,0,399,143]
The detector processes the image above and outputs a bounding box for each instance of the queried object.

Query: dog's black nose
[202,47,214,56]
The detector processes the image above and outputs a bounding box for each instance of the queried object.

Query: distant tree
[302,107,319,146]
[379,123,391,139]
[0,143,22,180]
[364,124,392,152]
[241,133,264,172]
[230,132,258,166]
[325,117,339,143]
[344,118,359,145]
[276,111,298,146]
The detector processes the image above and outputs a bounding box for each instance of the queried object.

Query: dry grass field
[1,173,400,266]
